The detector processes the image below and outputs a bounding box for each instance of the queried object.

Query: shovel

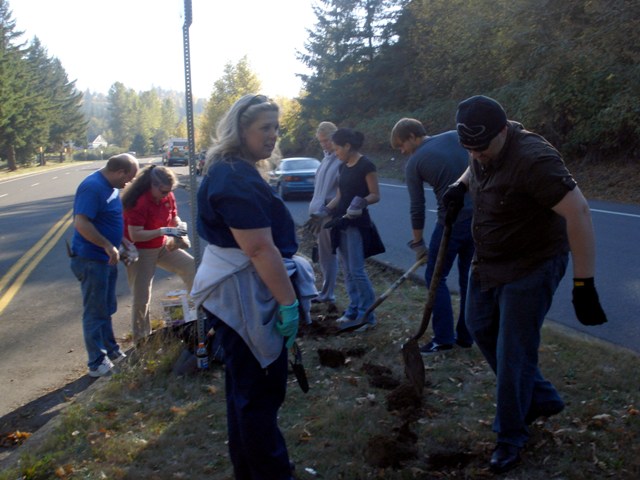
[337,256,427,333]
[290,341,309,393]
[402,218,453,395]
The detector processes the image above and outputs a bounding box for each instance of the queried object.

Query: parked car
[268,157,321,200]
[162,138,189,166]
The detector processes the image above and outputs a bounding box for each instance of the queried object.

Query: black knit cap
[456,95,507,147]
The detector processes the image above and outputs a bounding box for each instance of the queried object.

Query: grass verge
[0,236,638,480]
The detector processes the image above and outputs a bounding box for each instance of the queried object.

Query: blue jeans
[338,226,376,323]
[465,253,568,447]
[70,256,120,369]
[425,219,474,345]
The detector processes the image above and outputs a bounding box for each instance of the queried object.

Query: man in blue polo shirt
[70,153,138,377]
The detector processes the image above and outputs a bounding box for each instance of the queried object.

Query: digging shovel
[290,341,309,393]
[337,256,427,334]
[402,217,454,395]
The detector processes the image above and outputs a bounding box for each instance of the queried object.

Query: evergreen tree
[198,56,261,149]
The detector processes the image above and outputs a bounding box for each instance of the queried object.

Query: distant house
[89,135,108,149]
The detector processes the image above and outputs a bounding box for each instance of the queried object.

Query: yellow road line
[0,209,74,315]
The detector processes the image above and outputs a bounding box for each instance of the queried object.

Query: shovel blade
[291,342,310,393]
[291,363,310,393]
[402,338,424,395]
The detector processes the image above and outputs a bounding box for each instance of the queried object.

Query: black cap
[456,95,507,147]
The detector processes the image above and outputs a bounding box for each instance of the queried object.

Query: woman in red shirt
[121,165,195,343]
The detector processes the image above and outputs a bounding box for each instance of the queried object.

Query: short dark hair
[332,128,365,150]
[390,118,427,148]
[106,153,136,173]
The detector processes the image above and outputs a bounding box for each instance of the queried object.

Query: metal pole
[182,0,201,267]
[183,0,208,370]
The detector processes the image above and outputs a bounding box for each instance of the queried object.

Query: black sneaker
[455,339,473,349]
[419,341,453,355]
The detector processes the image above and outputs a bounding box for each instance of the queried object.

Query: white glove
[119,242,139,266]
[161,226,188,237]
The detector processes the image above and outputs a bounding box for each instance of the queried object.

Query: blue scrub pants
[215,320,292,480]
[465,253,568,447]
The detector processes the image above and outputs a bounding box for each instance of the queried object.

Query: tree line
[291,0,640,162]
[3,0,638,171]
[0,0,85,170]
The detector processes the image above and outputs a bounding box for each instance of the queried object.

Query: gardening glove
[407,239,428,262]
[161,226,188,237]
[443,182,467,227]
[324,215,348,230]
[276,299,300,349]
[572,278,608,326]
[304,216,323,236]
[119,242,139,266]
[311,205,332,219]
[345,196,367,218]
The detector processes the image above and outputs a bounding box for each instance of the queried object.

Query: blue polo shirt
[72,170,124,261]
[197,158,298,258]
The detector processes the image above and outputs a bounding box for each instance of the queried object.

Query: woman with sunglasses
[121,165,195,343]
[191,94,315,480]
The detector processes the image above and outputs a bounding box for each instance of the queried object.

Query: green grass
[1,237,639,479]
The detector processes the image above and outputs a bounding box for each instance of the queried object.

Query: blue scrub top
[197,157,298,258]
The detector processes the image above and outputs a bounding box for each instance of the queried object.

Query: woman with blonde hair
[191,94,316,479]
[121,165,195,343]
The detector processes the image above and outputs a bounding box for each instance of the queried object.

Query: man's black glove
[572,278,607,326]
[442,182,467,227]
[324,216,348,230]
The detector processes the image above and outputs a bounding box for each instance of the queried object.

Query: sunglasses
[237,94,268,125]
[154,183,172,196]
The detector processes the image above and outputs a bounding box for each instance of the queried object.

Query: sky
[9,0,316,100]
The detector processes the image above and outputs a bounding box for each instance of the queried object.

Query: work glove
[161,226,188,237]
[346,196,368,218]
[311,205,332,219]
[442,182,467,227]
[276,299,300,349]
[324,215,348,230]
[119,242,139,266]
[572,278,608,326]
[407,239,428,262]
[304,216,323,236]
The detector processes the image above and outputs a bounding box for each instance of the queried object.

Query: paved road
[0,159,193,421]
[283,179,640,354]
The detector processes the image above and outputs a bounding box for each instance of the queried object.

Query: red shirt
[124,190,177,249]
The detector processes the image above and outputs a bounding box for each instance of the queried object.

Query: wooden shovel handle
[412,221,453,341]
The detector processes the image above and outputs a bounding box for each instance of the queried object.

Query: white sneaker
[336,315,356,324]
[89,357,114,377]
[108,349,127,362]
[354,322,376,333]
